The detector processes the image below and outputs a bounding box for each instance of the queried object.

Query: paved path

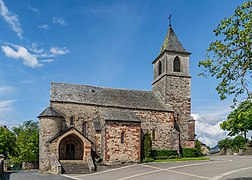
[63,156,252,180]
[1,170,72,180]
[2,156,252,180]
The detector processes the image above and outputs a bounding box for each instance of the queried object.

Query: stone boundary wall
[0,159,3,175]
[0,154,5,176]
[22,162,39,170]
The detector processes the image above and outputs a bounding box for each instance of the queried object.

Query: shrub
[182,148,197,157]
[151,149,179,159]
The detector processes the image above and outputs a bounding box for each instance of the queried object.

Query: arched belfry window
[173,56,181,72]
[158,61,162,76]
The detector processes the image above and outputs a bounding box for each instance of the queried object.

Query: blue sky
[0,0,248,147]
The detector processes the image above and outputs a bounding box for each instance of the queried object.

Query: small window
[152,129,156,140]
[158,61,162,76]
[83,122,87,136]
[70,117,74,126]
[173,56,181,72]
[121,132,125,144]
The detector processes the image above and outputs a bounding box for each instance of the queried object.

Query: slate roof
[159,27,190,54]
[50,82,173,112]
[38,107,63,118]
[99,108,141,123]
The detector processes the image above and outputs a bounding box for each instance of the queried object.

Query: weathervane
[168,14,172,27]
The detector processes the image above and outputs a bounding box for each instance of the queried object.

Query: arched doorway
[59,134,84,160]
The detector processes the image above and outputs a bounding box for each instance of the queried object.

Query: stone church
[38,25,195,174]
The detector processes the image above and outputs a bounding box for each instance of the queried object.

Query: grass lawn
[152,157,210,162]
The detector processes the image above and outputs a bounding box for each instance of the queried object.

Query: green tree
[220,100,252,139]
[13,120,39,162]
[231,135,246,152]
[218,138,232,155]
[199,1,252,104]
[0,126,16,158]
[195,140,203,157]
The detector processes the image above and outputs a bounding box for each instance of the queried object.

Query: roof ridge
[51,82,152,93]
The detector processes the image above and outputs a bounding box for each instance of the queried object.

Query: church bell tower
[152,22,195,148]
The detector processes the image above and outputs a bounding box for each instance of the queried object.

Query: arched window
[152,129,156,140]
[173,56,181,72]
[70,117,74,126]
[121,131,125,144]
[158,61,162,76]
[83,122,87,136]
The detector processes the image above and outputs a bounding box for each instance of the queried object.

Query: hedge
[151,149,179,159]
[182,148,198,157]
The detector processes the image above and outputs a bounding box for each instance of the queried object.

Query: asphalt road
[2,155,252,180]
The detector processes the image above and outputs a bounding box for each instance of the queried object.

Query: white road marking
[211,166,252,180]
[64,164,138,178]
[164,169,211,180]
[117,161,230,180]
[116,169,162,180]
[62,174,83,180]
[60,158,239,180]
[166,159,232,170]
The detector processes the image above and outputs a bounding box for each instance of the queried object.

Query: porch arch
[59,134,84,160]
[49,127,92,161]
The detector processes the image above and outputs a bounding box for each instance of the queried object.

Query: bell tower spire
[152,20,195,148]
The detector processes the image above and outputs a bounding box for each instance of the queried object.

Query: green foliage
[220,100,252,139]
[231,135,246,152]
[198,1,252,104]
[182,148,198,157]
[14,120,39,162]
[142,132,153,162]
[0,126,16,158]
[195,140,203,157]
[218,138,232,154]
[151,149,179,160]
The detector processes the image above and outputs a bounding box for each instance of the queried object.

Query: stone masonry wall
[95,132,101,156]
[165,75,194,147]
[104,121,141,165]
[50,102,100,149]
[39,117,62,172]
[134,110,179,150]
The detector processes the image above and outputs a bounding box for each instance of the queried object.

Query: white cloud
[1,44,42,68]
[0,0,23,38]
[20,80,33,83]
[38,24,49,30]
[1,42,70,67]
[0,86,13,94]
[0,99,15,112]
[192,113,228,147]
[50,47,70,55]
[0,118,19,129]
[52,17,67,26]
[28,5,39,13]
[40,59,54,63]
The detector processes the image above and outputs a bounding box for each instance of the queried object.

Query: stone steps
[60,160,90,174]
